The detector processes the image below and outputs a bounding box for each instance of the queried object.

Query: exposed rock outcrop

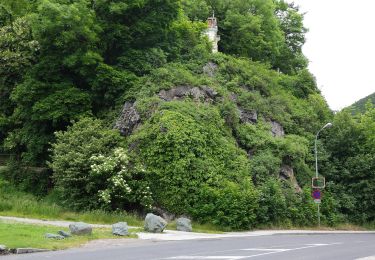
[239,108,257,124]
[158,86,218,103]
[269,120,285,137]
[279,165,302,193]
[114,101,141,136]
[203,62,218,77]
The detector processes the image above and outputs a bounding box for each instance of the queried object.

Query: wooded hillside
[0,0,374,229]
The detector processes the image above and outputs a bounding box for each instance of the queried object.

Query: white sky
[289,0,375,111]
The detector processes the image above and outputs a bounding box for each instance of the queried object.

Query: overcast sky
[289,0,375,111]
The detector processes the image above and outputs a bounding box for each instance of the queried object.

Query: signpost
[314,122,332,227]
[311,179,324,226]
[312,189,322,204]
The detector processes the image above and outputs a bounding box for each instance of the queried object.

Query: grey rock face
[270,120,285,137]
[45,233,65,240]
[203,62,218,77]
[58,230,71,238]
[279,165,302,193]
[69,222,92,235]
[158,86,218,103]
[112,222,129,236]
[176,217,192,232]
[144,213,167,233]
[239,108,257,124]
[114,101,141,136]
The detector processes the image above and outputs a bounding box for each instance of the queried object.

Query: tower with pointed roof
[204,12,220,53]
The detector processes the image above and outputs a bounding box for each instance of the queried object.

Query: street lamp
[314,122,332,227]
[315,123,333,178]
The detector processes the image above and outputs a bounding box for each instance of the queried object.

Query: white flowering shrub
[50,117,152,211]
[90,148,153,210]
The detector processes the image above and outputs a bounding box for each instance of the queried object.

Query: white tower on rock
[204,12,220,53]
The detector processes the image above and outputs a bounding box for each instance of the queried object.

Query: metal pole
[315,132,320,227]
[314,123,332,228]
[315,126,325,227]
[315,132,319,178]
[318,204,321,227]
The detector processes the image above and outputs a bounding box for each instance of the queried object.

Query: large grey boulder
[69,222,92,235]
[144,213,167,233]
[176,217,192,232]
[114,101,141,136]
[112,222,129,236]
[45,233,65,240]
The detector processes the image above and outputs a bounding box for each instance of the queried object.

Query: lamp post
[314,122,332,227]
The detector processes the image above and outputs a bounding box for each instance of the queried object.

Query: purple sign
[312,189,321,200]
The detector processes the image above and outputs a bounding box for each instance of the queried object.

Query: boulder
[114,101,141,136]
[58,230,71,238]
[69,222,92,235]
[45,233,65,240]
[144,213,167,233]
[176,217,192,232]
[112,222,129,236]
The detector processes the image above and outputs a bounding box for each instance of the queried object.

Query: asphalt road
[3,233,375,260]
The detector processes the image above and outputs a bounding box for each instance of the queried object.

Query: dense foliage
[0,0,373,229]
[348,92,375,115]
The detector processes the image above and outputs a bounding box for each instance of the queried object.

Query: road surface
[3,233,375,260]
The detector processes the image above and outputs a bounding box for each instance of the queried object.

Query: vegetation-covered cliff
[0,0,374,229]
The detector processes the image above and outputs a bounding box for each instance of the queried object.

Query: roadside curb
[137,230,375,241]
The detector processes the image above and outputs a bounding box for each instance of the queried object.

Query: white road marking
[356,257,375,260]
[240,249,289,252]
[168,257,247,259]
[165,243,342,260]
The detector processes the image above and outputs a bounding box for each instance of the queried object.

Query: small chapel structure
[204,13,220,53]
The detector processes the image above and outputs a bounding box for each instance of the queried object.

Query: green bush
[129,101,259,228]
[50,117,123,210]
[0,160,51,196]
[191,181,258,230]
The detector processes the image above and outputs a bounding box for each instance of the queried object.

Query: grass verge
[0,221,138,250]
[0,178,143,226]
